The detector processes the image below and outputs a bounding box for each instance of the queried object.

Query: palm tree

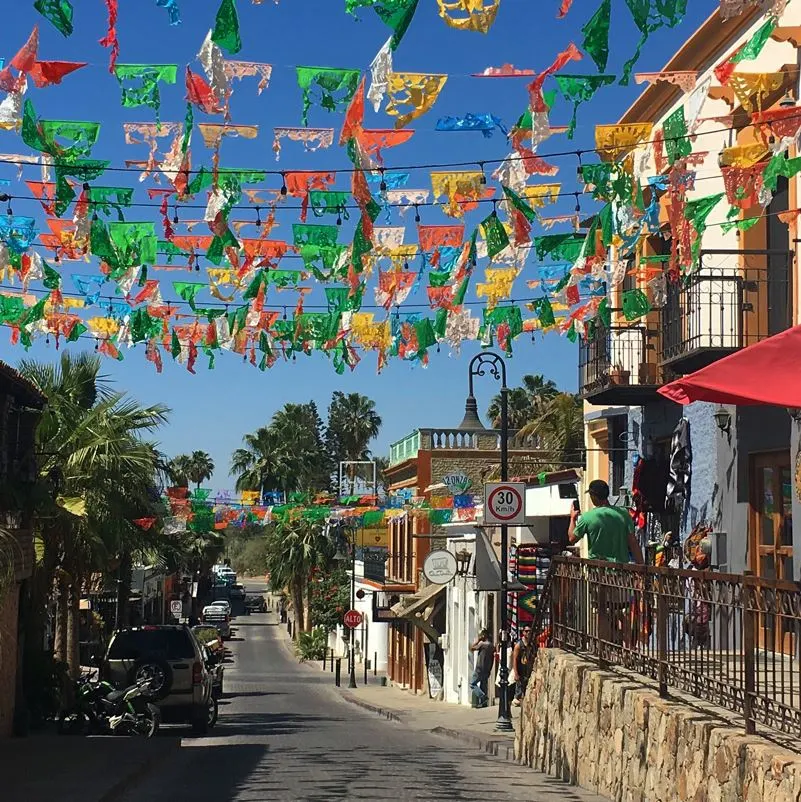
[517,392,584,470]
[487,373,559,430]
[231,426,294,499]
[264,518,332,634]
[187,451,215,489]
[326,392,382,493]
[167,454,193,487]
[18,353,169,677]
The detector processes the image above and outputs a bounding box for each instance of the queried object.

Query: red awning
[658,325,801,407]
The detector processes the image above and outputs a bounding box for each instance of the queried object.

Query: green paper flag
[173,281,206,308]
[293,224,340,249]
[129,308,162,343]
[34,0,74,36]
[620,0,688,85]
[480,211,510,259]
[88,187,134,221]
[581,0,612,72]
[502,186,537,223]
[732,17,775,64]
[685,193,724,263]
[763,151,801,192]
[621,289,652,321]
[212,0,243,54]
[114,65,178,121]
[554,74,616,138]
[663,106,691,165]
[531,297,555,328]
[533,233,586,262]
[54,159,108,217]
[42,261,61,290]
[310,190,351,218]
[296,67,362,126]
[346,0,420,50]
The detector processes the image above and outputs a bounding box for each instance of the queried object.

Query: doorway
[749,450,794,652]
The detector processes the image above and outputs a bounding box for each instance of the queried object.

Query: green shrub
[295,627,328,662]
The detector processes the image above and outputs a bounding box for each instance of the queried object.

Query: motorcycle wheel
[135,704,160,738]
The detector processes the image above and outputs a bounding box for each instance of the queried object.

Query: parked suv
[103,625,216,735]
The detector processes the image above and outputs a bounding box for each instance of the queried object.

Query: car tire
[130,658,173,700]
[207,695,219,728]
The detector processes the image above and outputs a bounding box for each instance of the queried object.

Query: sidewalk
[0,734,181,802]
[337,681,519,761]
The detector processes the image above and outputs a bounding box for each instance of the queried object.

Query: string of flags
[0,0,795,373]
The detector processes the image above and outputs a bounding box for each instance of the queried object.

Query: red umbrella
[658,325,801,406]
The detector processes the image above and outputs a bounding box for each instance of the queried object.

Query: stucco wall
[518,649,801,802]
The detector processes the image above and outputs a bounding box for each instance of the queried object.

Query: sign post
[170,599,183,620]
[343,609,363,629]
[483,481,526,526]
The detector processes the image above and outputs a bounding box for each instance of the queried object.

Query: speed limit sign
[483,482,526,525]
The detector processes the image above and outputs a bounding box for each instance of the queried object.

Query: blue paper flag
[435,113,507,138]
[0,216,38,254]
[156,0,181,25]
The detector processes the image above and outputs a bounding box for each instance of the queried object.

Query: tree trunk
[66,582,80,678]
[53,576,68,664]
[115,554,132,630]
[302,579,311,634]
[290,578,304,637]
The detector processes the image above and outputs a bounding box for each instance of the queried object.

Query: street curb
[97,740,181,802]
[336,690,518,762]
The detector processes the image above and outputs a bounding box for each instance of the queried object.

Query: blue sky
[0,0,718,487]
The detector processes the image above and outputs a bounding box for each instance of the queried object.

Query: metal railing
[579,321,659,398]
[661,250,793,365]
[548,557,801,739]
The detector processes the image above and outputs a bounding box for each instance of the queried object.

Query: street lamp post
[349,532,357,689]
[467,351,513,733]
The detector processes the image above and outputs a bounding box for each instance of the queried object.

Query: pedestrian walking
[468,629,493,708]
[512,626,532,706]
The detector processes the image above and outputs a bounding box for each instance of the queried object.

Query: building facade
[0,361,45,737]
[384,398,550,697]
[578,5,801,585]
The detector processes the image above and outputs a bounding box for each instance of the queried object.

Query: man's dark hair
[588,479,610,500]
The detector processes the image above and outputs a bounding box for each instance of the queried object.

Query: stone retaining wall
[517,649,801,802]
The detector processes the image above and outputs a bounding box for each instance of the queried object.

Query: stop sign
[343,609,363,629]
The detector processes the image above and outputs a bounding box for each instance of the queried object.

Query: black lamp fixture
[455,548,473,577]
[713,406,731,434]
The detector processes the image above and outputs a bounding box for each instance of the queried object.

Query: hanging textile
[272,127,334,160]
[581,0,611,72]
[34,0,74,36]
[435,113,505,137]
[368,38,393,113]
[345,0,420,50]
[430,171,486,218]
[729,73,786,114]
[358,129,414,165]
[385,72,448,128]
[554,74,616,138]
[665,418,690,514]
[436,0,501,33]
[662,106,692,165]
[114,64,178,120]
[212,0,242,54]
[296,67,362,126]
[595,123,653,162]
[476,267,518,309]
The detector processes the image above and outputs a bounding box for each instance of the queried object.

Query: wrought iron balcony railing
[660,249,794,373]
[579,321,661,405]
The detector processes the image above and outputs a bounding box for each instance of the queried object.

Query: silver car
[103,625,216,735]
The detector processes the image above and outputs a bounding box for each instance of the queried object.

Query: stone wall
[518,649,801,802]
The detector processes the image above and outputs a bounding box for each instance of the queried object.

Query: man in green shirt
[567,479,644,564]
[567,479,644,657]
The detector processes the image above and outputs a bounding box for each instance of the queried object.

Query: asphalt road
[121,580,584,801]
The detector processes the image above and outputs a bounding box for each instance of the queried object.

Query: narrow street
[119,582,580,801]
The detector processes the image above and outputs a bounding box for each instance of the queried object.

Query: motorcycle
[58,671,160,737]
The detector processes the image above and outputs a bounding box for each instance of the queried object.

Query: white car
[208,600,231,616]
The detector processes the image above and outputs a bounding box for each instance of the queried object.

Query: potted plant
[609,363,630,385]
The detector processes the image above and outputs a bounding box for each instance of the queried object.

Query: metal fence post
[743,570,756,735]
[330,648,335,672]
[656,570,668,698]
[335,658,341,687]
[364,658,368,685]
[323,648,327,671]
[374,652,377,676]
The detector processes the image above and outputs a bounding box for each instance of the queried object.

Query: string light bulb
[414,204,421,223]
[478,162,487,185]
[279,172,287,196]
[255,206,262,228]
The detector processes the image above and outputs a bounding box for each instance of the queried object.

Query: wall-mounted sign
[442,472,471,495]
[423,549,458,585]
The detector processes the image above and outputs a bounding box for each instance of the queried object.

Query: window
[609,414,627,494]
[107,628,196,660]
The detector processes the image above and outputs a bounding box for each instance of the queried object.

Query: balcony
[579,321,662,405]
[389,430,421,466]
[661,250,793,374]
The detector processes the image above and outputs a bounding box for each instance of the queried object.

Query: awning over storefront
[391,581,446,642]
[659,325,801,407]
